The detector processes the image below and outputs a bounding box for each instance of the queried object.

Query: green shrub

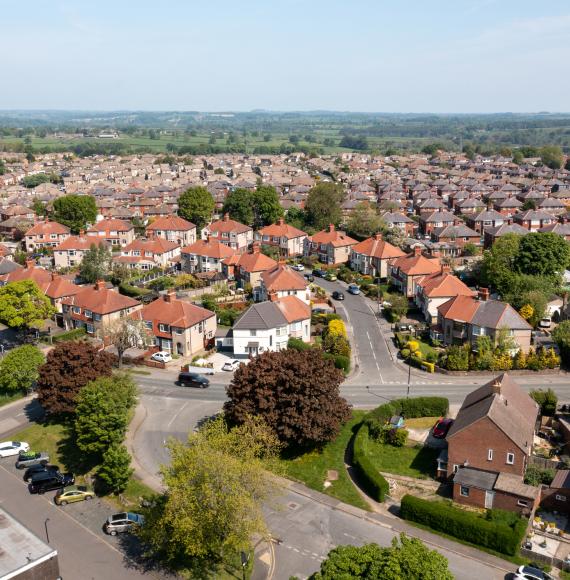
[400,348,411,358]
[400,495,526,556]
[524,466,555,486]
[397,397,449,419]
[287,337,312,351]
[352,423,389,502]
[118,282,151,298]
[444,345,470,371]
[388,428,408,447]
[333,354,350,373]
[530,388,558,416]
[52,327,87,343]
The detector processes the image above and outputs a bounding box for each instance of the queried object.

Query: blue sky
[2,0,570,112]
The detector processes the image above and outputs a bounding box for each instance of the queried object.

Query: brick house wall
[453,482,487,508]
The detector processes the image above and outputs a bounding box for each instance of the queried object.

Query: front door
[485,490,494,509]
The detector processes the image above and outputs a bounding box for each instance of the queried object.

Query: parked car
[177,372,210,388]
[324,272,337,281]
[432,418,454,439]
[539,317,552,328]
[332,291,345,301]
[23,464,59,483]
[151,351,172,363]
[29,471,75,494]
[312,268,326,278]
[221,360,241,372]
[304,273,315,282]
[0,441,30,458]
[55,485,95,506]
[395,322,413,332]
[514,565,553,580]
[15,451,49,469]
[292,264,304,271]
[347,284,360,295]
[104,512,145,536]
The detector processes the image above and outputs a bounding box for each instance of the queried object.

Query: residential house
[61,280,141,336]
[259,262,310,304]
[538,222,570,241]
[146,216,197,246]
[180,237,237,274]
[54,235,109,269]
[513,209,557,231]
[24,220,70,251]
[389,247,441,298]
[466,209,507,234]
[493,197,523,217]
[231,295,311,357]
[440,374,539,515]
[116,238,180,270]
[419,210,459,236]
[303,224,357,266]
[132,291,216,356]
[540,470,570,514]
[86,218,135,247]
[231,243,277,298]
[431,224,481,251]
[483,222,530,248]
[380,211,417,236]
[349,233,406,278]
[202,213,253,253]
[254,218,307,257]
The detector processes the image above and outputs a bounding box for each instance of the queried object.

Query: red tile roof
[123,238,179,254]
[236,250,277,273]
[275,295,311,323]
[146,216,196,231]
[208,214,252,235]
[55,235,108,251]
[1,263,81,299]
[418,269,476,298]
[25,220,70,236]
[87,218,133,233]
[309,224,357,247]
[391,251,441,276]
[352,233,406,260]
[181,239,237,259]
[133,293,215,329]
[258,218,306,239]
[62,281,139,315]
[262,263,307,292]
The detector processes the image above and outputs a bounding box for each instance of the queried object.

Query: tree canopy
[79,244,113,283]
[222,188,255,225]
[221,185,284,228]
[540,145,564,170]
[346,203,385,239]
[517,232,570,278]
[224,349,351,448]
[52,194,97,233]
[178,186,215,231]
[0,280,56,329]
[305,182,345,230]
[0,345,45,393]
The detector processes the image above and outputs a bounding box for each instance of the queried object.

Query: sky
[2,0,570,113]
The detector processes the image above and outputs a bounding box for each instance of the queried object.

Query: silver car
[104,512,144,535]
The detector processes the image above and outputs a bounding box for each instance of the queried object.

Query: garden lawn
[12,422,65,465]
[277,411,369,510]
[405,417,439,430]
[363,437,439,480]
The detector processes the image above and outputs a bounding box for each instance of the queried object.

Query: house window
[517,500,529,508]
[159,324,170,333]
[144,321,153,329]
[488,449,493,461]
[453,465,459,473]
[84,310,93,319]
[93,314,101,322]
[174,327,183,335]
[556,495,567,502]
[86,323,95,334]
[250,330,257,337]
[506,453,515,465]
[460,486,470,497]
[72,306,81,314]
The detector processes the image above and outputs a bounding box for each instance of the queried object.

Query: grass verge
[0,391,24,408]
[276,411,369,511]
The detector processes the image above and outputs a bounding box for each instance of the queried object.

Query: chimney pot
[223,213,230,222]
[491,378,501,395]
[479,287,490,301]
[25,259,35,269]
[278,217,284,226]
[164,290,175,303]
[413,246,422,257]
[328,223,335,233]
[95,280,106,291]
[252,242,260,254]
[374,232,382,241]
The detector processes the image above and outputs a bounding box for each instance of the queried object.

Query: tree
[0,280,56,330]
[252,185,284,228]
[385,294,408,322]
[138,416,279,569]
[312,534,453,580]
[104,318,152,367]
[517,232,570,278]
[480,233,521,291]
[178,186,215,231]
[530,388,558,417]
[553,320,570,366]
[346,204,385,239]
[222,188,255,226]
[31,198,47,217]
[305,183,345,230]
[79,244,113,283]
[53,194,97,233]
[0,345,45,393]
[225,349,351,448]
[36,341,114,415]
[97,443,133,493]
[74,374,137,455]
[540,146,564,170]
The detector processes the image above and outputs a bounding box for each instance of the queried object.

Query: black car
[29,471,75,494]
[312,269,325,278]
[332,291,345,300]
[23,464,59,483]
[177,372,210,389]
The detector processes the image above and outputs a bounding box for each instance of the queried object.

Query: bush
[530,388,558,416]
[401,348,411,358]
[287,337,312,351]
[524,466,555,486]
[333,354,350,373]
[400,495,526,556]
[52,327,86,343]
[444,345,470,371]
[388,428,408,447]
[119,282,151,298]
[353,423,389,502]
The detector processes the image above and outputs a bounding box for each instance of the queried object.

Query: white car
[151,351,172,364]
[292,264,304,271]
[0,441,30,458]
[514,566,553,580]
[222,360,241,372]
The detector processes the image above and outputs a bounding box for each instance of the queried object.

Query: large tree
[224,349,351,448]
[312,534,453,580]
[138,416,279,570]
[104,318,152,367]
[178,186,215,231]
[553,320,570,366]
[0,280,56,330]
[0,345,45,393]
[305,182,345,230]
[222,188,255,226]
[517,232,570,278]
[53,194,97,233]
[252,185,284,228]
[346,203,385,239]
[36,341,114,415]
[480,233,521,291]
[97,443,133,494]
[540,145,564,170]
[79,244,113,283]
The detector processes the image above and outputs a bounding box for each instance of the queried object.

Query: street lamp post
[240,551,249,580]
[407,352,412,398]
[44,517,50,544]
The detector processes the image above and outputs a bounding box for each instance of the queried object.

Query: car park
[0,441,30,458]
[29,471,75,494]
[104,512,145,535]
[15,451,49,469]
[23,464,59,483]
[55,485,95,506]
[347,284,360,295]
[221,360,241,372]
[151,351,172,363]
[432,418,454,439]
[332,291,345,300]
[177,372,210,388]
[514,565,553,580]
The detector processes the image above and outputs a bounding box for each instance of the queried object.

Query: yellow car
[54,485,95,506]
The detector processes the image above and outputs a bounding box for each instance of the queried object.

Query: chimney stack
[328,223,335,233]
[441,263,451,274]
[491,378,501,395]
[374,232,382,241]
[413,246,422,257]
[223,213,230,222]
[278,217,284,226]
[79,229,85,237]
[478,287,490,301]
[164,290,175,303]
[268,290,278,302]
[95,280,106,291]
[252,241,260,254]
[25,259,35,269]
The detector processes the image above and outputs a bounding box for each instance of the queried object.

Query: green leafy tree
[97,443,133,493]
[480,233,521,291]
[305,182,345,230]
[177,186,215,231]
[79,244,112,283]
[222,188,255,226]
[31,198,47,217]
[252,185,284,228]
[346,204,385,239]
[540,145,564,170]
[53,194,97,233]
[0,280,56,329]
[385,294,409,322]
[138,416,280,569]
[0,345,45,393]
[312,534,453,580]
[225,349,351,448]
[530,388,558,416]
[553,320,570,366]
[517,232,570,278]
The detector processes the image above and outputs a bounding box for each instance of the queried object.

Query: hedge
[334,354,350,373]
[352,423,390,502]
[367,396,449,425]
[400,495,527,556]
[119,282,151,298]
[287,337,313,351]
[52,327,86,343]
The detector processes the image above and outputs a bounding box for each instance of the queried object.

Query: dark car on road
[29,471,75,494]
[432,418,454,439]
[332,291,345,300]
[23,464,59,483]
[312,268,326,278]
[177,372,210,389]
